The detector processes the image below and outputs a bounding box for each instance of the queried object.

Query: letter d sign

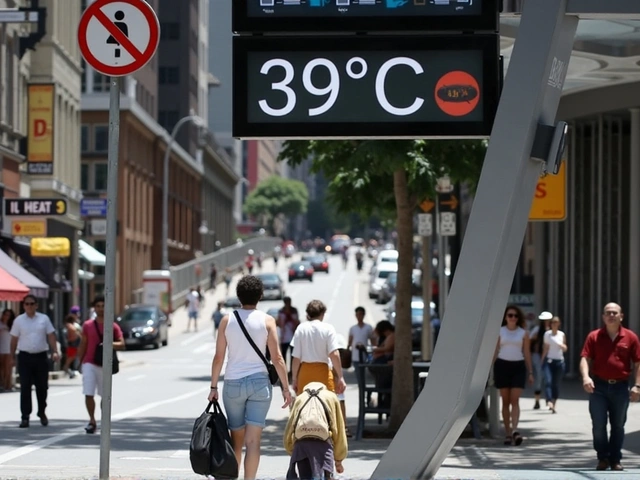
[34,119,47,137]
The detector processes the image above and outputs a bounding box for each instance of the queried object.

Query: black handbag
[233,310,279,385]
[190,400,238,478]
[93,322,120,374]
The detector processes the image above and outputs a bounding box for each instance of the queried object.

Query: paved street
[1,254,640,479]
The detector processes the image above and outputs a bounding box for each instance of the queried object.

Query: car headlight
[142,326,156,334]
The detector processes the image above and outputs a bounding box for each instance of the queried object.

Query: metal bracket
[531,121,569,174]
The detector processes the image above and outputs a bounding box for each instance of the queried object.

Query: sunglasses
[506,313,518,318]
[24,302,36,306]
[604,311,619,316]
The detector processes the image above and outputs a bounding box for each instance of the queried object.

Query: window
[95,163,108,191]
[94,125,108,151]
[159,67,179,84]
[81,163,89,190]
[190,75,198,96]
[5,38,14,126]
[92,71,110,92]
[81,125,89,152]
[159,110,179,132]
[160,22,179,40]
[81,59,87,93]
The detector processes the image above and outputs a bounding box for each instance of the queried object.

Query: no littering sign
[78,0,159,77]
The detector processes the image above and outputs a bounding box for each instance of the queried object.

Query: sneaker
[85,423,97,434]
[533,400,540,410]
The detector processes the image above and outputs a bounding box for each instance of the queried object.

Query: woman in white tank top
[492,305,534,446]
[540,316,567,413]
[208,275,292,480]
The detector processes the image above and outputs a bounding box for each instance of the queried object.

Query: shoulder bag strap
[233,310,269,368]
[93,321,103,341]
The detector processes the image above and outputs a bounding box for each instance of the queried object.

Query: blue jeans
[588,380,630,463]
[223,372,272,431]
[543,359,564,402]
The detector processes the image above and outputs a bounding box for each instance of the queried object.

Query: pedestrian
[76,296,125,434]
[224,267,233,294]
[492,305,534,446]
[62,315,81,378]
[212,301,224,340]
[284,381,348,480]
[69,305,82,324]
[245,249,255,274]
[0,309,16,392]
[208,275,292,480]
[580,302,640,471]
[185,286,200,332]
[290,300,347,396]
[529,311,552,409]
[209,263,218,291]
[278,297,300,376]
[347,306,376,367]
[9,295,60,428]
[541,316,567,413]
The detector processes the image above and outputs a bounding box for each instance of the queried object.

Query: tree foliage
[280,139,486,429]
[244,176,309,235]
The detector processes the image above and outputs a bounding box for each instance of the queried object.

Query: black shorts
[494,359,526,389]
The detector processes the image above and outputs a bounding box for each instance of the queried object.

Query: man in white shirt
[185,287,200,332]
[9,294,59,428]
[348,306,376,367]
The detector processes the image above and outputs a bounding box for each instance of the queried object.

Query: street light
[161,114,204,270]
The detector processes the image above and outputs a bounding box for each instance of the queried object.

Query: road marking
[127,374,146,382]
[48,390,73,397]
[119,456,158,460]
[0,386,209,465]
[193,342,214,354]
[353,277,360,307]
[324,270,346,323]
[169,450,188,458]
[179,329,211,346]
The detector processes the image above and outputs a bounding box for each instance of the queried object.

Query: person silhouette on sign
[106,11,128,58]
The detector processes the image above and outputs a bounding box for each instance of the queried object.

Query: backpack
[293,386,332,441]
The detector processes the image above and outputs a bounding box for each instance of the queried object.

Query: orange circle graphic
[434,71,481,117]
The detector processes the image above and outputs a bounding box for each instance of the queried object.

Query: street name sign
[233,34,500,139]
[81,198,108,217]
[78,0,159,77]
[4,198,67,216]
[233,0,498,33]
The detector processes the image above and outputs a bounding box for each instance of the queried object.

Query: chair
[355,362,392,441]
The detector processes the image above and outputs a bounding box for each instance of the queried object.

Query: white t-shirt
[497,326,526,362]
[0,322,10,354]
[9,312,55,353]
[187,291,200,313]
[349,323,374,362]
[291,320,340,364]
[544,329,566,360]
[224,309,269,380]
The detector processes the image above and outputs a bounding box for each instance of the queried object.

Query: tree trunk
[388,167,416,430]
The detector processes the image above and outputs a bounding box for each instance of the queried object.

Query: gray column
[629,108,640,334]
[371,1,578,478]
[533,223,545,313]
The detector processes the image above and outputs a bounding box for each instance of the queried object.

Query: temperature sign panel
[233,0,498,33]
[233,34,500,139]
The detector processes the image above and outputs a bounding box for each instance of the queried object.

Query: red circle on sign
[434,71,481,117]
[78,0,159,77]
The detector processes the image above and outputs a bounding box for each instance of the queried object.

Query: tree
[280,139,486,430]
[243,176,309,235]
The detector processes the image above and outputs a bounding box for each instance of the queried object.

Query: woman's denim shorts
[223,372,272,430]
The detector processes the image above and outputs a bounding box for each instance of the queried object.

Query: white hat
[538,311,553,320]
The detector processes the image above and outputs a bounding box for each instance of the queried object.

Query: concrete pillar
[629,108,640,334]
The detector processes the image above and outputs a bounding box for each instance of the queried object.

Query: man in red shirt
[76,296,125,434]
[580,302,640,471]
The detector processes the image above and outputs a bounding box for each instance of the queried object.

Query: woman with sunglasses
[540,316,567,413]
[493,305,534,446]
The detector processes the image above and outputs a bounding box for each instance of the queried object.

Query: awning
[79,239,106,267]
[0,249,49,298]
[0,267,30,301]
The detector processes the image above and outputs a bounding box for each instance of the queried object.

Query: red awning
[0,266,30,301]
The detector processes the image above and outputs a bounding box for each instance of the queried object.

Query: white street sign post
[418,213,432,237]
[78,1,159,478]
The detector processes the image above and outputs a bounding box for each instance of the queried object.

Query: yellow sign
[27,84,55,175]
[55,200,66,215]
[30,237,70,257]
[12,220,47,236]
[420,199,435,213]
[529,162,566,221]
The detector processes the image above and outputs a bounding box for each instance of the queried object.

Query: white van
[368,262,399,299]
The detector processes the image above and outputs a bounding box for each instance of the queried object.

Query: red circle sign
[78,0,159,77]
[434,71,481,117]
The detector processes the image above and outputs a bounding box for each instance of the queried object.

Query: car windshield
[377,270,394,279]
[120,309,155,322]
[292,262,312,268]
[386,273,397,286]
[411,308,424,323]
[258,274,280,283]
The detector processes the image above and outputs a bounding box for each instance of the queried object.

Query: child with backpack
[284,382,348,479]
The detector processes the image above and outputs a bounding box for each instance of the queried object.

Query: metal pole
[421,233,432,360]
[436,202,446,319]
[99,76,120,480]
[161,115,202,270]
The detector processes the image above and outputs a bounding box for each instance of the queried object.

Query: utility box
[142,270,172,323]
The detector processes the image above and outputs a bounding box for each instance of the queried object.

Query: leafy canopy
[243,176,309,223]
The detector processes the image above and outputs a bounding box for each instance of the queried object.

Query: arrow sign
[437,192,459,213]
[78,0,159,77]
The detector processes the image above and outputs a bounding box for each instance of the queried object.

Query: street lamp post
[161,115,204,270]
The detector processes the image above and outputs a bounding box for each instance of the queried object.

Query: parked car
[377,269,422,304]
[220,296,242,315]
[386,296,439,350]
[301,253,330,273]
[117,304,169,349]
[289,261,314,282]
[368,262,398,298]
[255,273,285,300]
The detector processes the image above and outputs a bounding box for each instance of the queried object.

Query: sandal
[503,435,513,445]
[512,431,523,446]
[85,423,97,434]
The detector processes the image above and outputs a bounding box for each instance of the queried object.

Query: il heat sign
[27,84,55,175]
